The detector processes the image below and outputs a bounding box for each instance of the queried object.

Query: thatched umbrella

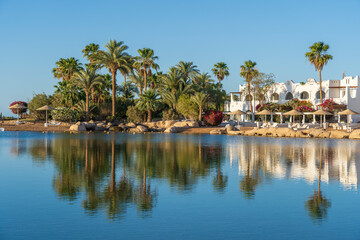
[9,104,27,123]
[255,109,274,122]
[229,110,246,127]
[283,109,303,123]
[313,109,332,125]
[37,105,56,126]
[338,109,358,124]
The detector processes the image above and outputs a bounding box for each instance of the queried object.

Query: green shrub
[162,109,179,120]
[51,108,77,122]
[28,93,52,120]
[176,94,198,120]
[126,106,145,123]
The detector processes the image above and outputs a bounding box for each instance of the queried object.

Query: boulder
[109,126,122,132]
[164,126,178,133]
[349,129,360,139]
[85,122,96,131]
[185,120,199,127]
[95,123,107,131]
[126,122,137,128]
[330,130,350,139]
[173,122,189,128]
[164,120,177,128]
[225,125,235,133]
[227,130,244,135]
[210,129,226,135]
[308,129,330,138]
[295,130,308,138]
[70,124,86,131]
[136,125,148,133]
[271,128,296,137]
[76,121,82,125]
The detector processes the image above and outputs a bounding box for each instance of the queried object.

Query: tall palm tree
[305,42,333,106]
[136,89,160,122]
[119,57,134,85]
[82,43,99,62]
[52,57,83,81]
[93,40,130,117]
[240,60,259,112]
[133,48,159,92]
[71,68,103,120]
[176,61,199,84]
[191,92,209,121]
[212,62,229,89]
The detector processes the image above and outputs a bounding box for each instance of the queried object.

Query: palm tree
[119,57,134,85]
[212,62,229,89]
[93,40,130,117]
[136,89,160,122]
[176,61,199,84]
[240,60,259,112]
[71,68,103,120]
[305,42,333,106]
[193,72,214,91]
[52,57,83,81]
[117,82,138,100]
[191,92,208,121]
[82,43,99,62]
[133,48,159,92]
[129,70,145,94]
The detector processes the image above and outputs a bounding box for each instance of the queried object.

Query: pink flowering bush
[318,98,336,112]
[295,105,315,112]
[203,110,223,126]
[9,101,27,114]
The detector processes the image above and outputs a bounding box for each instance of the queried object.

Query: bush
[126,106,145,123]
[51,108,77,122]
[176,94,198,120]
[28,93,52,120]
[203,110,223,126]
[162,109,179,120]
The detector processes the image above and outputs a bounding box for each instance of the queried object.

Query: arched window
[300,91,309,99]
[271,93,279,101]
[316,90,325,99]
[285,92,293,100]
[245,94,252,101]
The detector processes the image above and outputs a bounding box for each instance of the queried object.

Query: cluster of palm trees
[52,40,229,121]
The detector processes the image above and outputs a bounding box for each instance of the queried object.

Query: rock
[330,130,350,139]
[95,123,106,131]
[308,129,330,138]
[295,131,308,138]
[185,120,199,127]
[89,120,95,123]
[109,126,122,132]
[142,122,157,128]
[210,129,226,135]
[76,121,82,125]
[136,125,148,133]
[164,126,178,133]
[349,129,360,139]
[126,122,137,128]
[173,122,189,128]
[85,122,96,131]
[225,125,235,133]
[227,130,244,135]
[70,124,86,131]
[164,120,177,128]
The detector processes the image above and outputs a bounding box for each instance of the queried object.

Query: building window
[245,94,252,101]
[316,90,325,99]
[300,91,309,99]
[271,93,279,101]
[285,92,293,100]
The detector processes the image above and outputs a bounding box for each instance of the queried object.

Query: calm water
[1,132,360,239]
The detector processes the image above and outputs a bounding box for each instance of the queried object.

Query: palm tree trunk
[319,70,323,107]
[248,84,253,112]
[199,106,202,121]
[147,109,152,122]
[144,68,148,92]
[111,69,117,117]
[124,74,126,85]
[86,91,89,121]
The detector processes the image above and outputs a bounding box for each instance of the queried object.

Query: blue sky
[0,0,359,115]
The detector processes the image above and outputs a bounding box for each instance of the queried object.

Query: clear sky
[0,0,359,115]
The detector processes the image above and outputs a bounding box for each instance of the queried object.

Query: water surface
[1,132,360,239]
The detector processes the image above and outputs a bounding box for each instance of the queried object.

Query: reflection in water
[25,134,360,222]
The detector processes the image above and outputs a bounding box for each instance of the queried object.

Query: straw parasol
[283,109,303,123]
[9,103,27,123]
[338,109,358,124]
[229,110,246,126]
[313,109,332,125]
[255,109,274,122]
[37,105,56,126]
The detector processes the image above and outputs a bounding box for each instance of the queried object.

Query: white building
[225,75,360,121]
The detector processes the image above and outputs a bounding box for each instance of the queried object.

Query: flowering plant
[295,105,315,112]
[9,101,28,114]
[318,98,336,112]
[203,110,223,126]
